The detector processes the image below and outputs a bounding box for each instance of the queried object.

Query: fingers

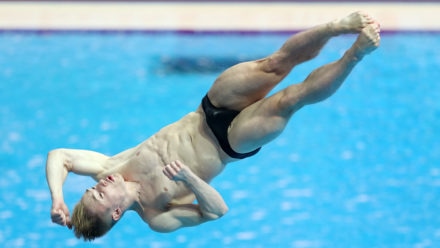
[162,160,189,181]
[163,166,173,180]
[51,210,65,225]
[51,208,71,228]
[50,201,72,229]
[163,161,181,180]
[66,219,72,229]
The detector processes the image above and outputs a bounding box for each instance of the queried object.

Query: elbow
[47,148,65,159]
[203,204,229,221]
[219,204,229,217]
[47,148,72,171]
[47,149,58,158]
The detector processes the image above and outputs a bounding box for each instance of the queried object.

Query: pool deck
[0,1,439,32]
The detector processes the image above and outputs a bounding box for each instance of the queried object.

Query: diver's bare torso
[96,107,228,217]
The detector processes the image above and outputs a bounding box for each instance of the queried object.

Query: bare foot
[352,21,381,59]
[330,11,375,34]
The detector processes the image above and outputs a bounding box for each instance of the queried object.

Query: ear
[112,207,122,221]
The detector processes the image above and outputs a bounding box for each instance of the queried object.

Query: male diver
[46,11,380,240]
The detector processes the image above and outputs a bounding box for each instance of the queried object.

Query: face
[82,174,127,218]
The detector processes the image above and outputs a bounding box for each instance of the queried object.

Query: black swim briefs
[201,95,261,159]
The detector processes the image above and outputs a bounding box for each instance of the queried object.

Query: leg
[227,22,381,153]
[208,11,374,111]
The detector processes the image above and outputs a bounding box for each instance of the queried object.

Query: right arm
[46,148,109,227]
[163,160,228,220]
[149,160,228,232]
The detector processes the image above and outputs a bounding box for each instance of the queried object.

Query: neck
[123,181,143,213]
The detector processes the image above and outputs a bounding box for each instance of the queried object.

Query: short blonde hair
[71,199,113,241]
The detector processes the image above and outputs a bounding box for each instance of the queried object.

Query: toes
[365,21,381,36]
[364,23,381,47]
[355,11,376,28]
[364,14,374,25]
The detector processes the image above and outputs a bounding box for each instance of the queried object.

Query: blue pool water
[0,31,439,248]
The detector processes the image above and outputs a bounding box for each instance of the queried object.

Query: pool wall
[0,1,439,32]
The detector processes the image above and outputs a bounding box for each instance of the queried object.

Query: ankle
[346,48,363,62]
[326,21,338,36]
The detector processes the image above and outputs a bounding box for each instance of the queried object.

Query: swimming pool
[0,31,439,248]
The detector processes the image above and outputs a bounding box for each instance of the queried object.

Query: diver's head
[71,174,127,241]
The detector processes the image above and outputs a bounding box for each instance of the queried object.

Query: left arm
[46,148,109,227]
[149,160,228,232]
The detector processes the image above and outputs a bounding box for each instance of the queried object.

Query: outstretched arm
[149,160,228,232]
[46,148,109,227]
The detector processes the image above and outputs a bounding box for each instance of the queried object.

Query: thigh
[226,95,286,153]
[227,85,304,153]
[207,57,285,111]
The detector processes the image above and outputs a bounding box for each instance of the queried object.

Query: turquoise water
[0,32,439,248]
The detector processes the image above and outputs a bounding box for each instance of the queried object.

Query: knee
[265,48,320,73]
[276,86,305,115]
[260,53,291,77]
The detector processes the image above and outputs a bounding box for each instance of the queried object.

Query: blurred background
[1,1,439,248]
[0,1,440,32]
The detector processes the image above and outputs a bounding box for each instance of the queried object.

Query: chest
[131,166,192,209]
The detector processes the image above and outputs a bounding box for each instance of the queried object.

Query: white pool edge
[0,2,439,31]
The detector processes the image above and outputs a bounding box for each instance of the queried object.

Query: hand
[50,200,72,229]
[163,160,191,182]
